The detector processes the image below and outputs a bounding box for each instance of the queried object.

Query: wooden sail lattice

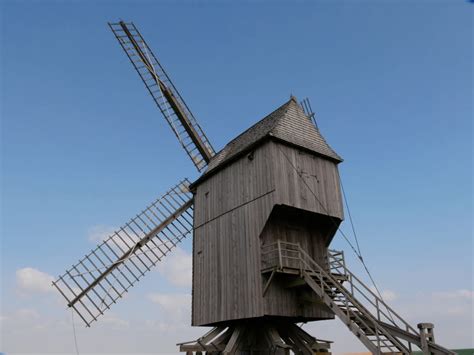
[53,179,194,327]
[108,21,215,172]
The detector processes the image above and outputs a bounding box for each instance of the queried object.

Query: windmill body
[53,21,456,355]
[191,98,342,326]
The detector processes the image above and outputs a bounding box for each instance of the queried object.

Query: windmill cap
[191,97,342,188]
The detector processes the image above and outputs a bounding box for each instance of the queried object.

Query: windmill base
[178,319,331,355]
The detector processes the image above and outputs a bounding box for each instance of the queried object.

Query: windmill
[53,21,455,355]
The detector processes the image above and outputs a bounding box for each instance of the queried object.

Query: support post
[277,240,283,270]
[178,319,332,355]
[418,322,435,355]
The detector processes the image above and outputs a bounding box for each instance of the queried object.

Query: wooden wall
[260,206,337,320]
[193,142,276,325]
[192,140,343,326]
[273,141,344,221]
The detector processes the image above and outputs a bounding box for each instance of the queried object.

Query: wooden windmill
[54,21,455,355]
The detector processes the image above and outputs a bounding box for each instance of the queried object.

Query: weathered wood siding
[193,142,276,325]
[273,141,344,221]
[260,207,338,320]
[192,140,343,326]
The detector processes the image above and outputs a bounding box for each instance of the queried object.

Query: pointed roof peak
[204,97,342,176]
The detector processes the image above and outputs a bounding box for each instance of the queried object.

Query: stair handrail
[290,242,411,353]
[262,241,456,355]
[264,241,414,335]
[326,249,418,336]
[324,247,454,354]
[262,241,410,353]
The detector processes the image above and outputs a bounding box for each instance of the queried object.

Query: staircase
[261,241,455,355]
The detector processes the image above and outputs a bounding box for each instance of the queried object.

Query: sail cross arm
[160,86,214,164]
[109,21,215,171]
[53,179,194,327]
[66,198,193,309]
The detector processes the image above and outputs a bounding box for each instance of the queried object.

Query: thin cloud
[98,312,130,329]
[146,292,192,332]
[156,247,192,288]
[432,289,474,300]
[16,267,55,295]
[147,293,191,314]
[87,225,117,243]
[369,286,398,302]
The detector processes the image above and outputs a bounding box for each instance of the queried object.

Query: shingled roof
[204,96,342,176]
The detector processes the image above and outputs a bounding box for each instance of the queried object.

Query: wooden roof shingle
[204,96,342,177]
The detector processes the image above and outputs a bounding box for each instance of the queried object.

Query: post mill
[53,21,455,355]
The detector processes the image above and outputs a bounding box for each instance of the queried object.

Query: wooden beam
[223,326,244,355]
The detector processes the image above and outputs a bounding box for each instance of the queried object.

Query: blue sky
[1,0,472,354]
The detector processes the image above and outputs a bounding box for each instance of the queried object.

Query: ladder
[261,241,455,355]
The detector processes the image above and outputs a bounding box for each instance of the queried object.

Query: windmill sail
[53,179,194,327]
[108,21,215,172]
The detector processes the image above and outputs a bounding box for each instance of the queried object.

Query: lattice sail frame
[53,179,194,327]
[108,21,215,172]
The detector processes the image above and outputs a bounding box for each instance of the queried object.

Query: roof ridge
[201,96,342,179]
[224,97,293,146]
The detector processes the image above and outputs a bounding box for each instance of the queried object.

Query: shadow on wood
[178,318,332,355]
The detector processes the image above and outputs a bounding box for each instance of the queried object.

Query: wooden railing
[261,240,419,353]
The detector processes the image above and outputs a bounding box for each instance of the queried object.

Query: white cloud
[16,267,55,294]
[432,289,474,300]
[426,289,474,317]
[87,225,117,243]
[369,286,398,302]
[99,312,129,329]
[1,308,45,332]
[156,247,192,287]
[147,293,191,314]
[381,290,397,302]
[146,292,192,333]
[16,308,40,320]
